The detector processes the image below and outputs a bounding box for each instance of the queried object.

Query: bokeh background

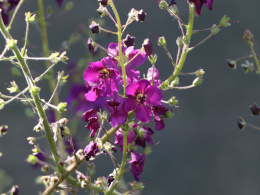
[1,0,260,194]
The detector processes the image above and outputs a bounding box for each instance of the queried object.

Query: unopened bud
[137,9,146,22]
[192,77,202,86]
[89,21,100,34]
[11,185,19,195]
[243,29,253,43]
[29,86,41,96]
[27,137,36,145]
[211,24,220,35]
[158,36,166,47]
[6,39,17,49]
[26,154,38,165]
[238,117,246,130]
[0,99,5,110]
[159,1,168,10]
[168,96,178,106]
[227,60,236,69]
[176,37,183,47]
[25,12,36,23]
[142,38,153,56]
[57,102,67,113]
[0,125,8,137]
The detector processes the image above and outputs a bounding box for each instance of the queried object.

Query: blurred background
[1,0,260,194]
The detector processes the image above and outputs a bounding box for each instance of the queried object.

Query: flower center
[98,68,110,78]
[136,93,147,104]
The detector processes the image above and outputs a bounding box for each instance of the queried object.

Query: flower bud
[219,15,231,27]
[148,54,157,65]
[6,39,17,49]
[227,60,236,69]
[159,1,168,10]
[250,103,260,115]
[27,137,36,145]
[32,145,40,155]
[41,165,49,173]
[0,125,8,137]
[142,38,153,56]
[137,9,146,22]
[29,86,41,96]
[123,34,135,47]
[7,81,19,93]
[26,154,38,165]
[57,102,67,113]
[243,29,253,43]
[34,123,43,132]
[97,5,107,17]
[128,8,137,20]
[89,21,100,34]
[88,38,97,53]
[176,36,183,47]
[98,0,108,6]
[51,176,59,183]
[238,117,246,130]
[11,185,19,195]
[192,77,202,86]
[164,109,174,118]
[170,4,178,14]
[158,36,166,47]
[0,99,5,110]
[25,12,36,23]
[168,96,178,106]
[195,69,205,77]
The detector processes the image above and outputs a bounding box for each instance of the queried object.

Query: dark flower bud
[123,34,135,47]
[98,0,108,6]
[238,117,246,130]
[243,29,253,43]
[227,60,236,69]
[87,38,97,54]
[142,38,153,56]
[11,185,19,195]
[137,10,146,22]
[0,125,8,137]
[106,175,115,186]
[84,141,99,161]
[250,103,260,115]
[89,21,100,34]
[97,5,107,17]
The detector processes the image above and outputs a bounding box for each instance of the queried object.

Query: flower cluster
[82,39,171,180]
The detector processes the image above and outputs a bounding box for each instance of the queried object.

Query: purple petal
[135,104,151,123]
[128,49,146,67]
[145,86,162,106]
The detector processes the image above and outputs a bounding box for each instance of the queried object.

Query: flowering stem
[110,0,127,96]
[160,3,195,87]
[249,42,260,74]
[106,130,127,195]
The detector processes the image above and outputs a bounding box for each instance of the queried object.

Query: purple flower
[188,0,214,15]
[114,130,136,151]
[84,141,99,161]
[82,109,100,137]
[147,67,161,87]
[134,125,154,148]
[106,93,128,127]
[0,0,20,25]
[106,176,115,186]
[83,57,120,101]
[123,34,135,48]
[67,83,106,113]
[250,103,260,115]
[152,105,170,130]
[56,0,63,7]
[129,151,145,181]
[142,39,153,56]
[125,79,163,123]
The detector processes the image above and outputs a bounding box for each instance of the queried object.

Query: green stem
[160,3,195,87]
[106,131,127,195]
[38,0,61,121]
[249,42,260,74]
[110,0,127,96]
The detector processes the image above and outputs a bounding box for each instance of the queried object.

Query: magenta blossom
[152,105,170,130]
[83,57,120,101]
[129,151,145,181]
[0,0,20,25]
[67,84,106,113]
[189,0,213,15]
[134,124,154,148]
[125,79,163,123]
[147,67,161,87]
[114,130,136,152]
[82,109,100,137]
[106,93,128,127]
